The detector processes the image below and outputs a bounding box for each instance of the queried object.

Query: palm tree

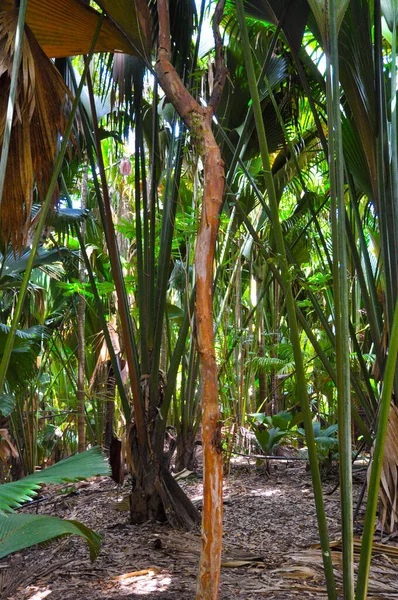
[2,2,398,600]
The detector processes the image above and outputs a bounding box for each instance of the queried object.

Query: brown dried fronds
[379,402,398,533]
[0,9,73,250]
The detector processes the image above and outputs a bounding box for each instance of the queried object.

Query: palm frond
[241,0,310,51]
[0,246,70,282]
[0,513,101,560]
[0,0,150,60]
[0,325,48,388]
[0,324,46,341]
[250,355,295,374]
[0,447,110,512]
[0,9,73,249]
[378,403,398,533]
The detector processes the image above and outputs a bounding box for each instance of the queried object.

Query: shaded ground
[3,458,398,599]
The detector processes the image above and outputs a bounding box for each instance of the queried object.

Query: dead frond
[379,402,398,533]
[0,9,72,249]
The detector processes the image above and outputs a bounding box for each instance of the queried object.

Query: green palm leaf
[0,447,110,512]
[0,513,101,560]
[0,247,70,280]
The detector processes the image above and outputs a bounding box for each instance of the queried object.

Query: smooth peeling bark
[195,116,224,600]
[155,0,226,596]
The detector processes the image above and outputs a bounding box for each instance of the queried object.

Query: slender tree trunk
[155,0,227,596]
[271,280,279,414]
[104,361,116,450]
[77,161,87,452]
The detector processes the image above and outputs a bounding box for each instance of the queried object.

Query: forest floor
[3,456,398,600]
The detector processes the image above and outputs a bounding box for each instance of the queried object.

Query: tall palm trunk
[77,161,87,452]
[155,0,227,596]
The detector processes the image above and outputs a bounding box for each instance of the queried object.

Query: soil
[3,457,398,600]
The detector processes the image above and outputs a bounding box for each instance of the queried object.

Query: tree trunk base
[129,465,200,529]
[130,487,166,524]
[175,432,197,472]
[128,424,200,529]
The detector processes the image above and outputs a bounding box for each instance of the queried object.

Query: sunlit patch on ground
[26,588,52,600]
[113,568,172,595]
[248,487,282,497]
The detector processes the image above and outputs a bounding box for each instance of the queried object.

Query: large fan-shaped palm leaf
[0,447,109,560]
[0,0,151,60]
[0,513,102,560]
[0,446,109,512]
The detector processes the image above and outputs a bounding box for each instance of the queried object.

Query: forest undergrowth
[4,458,396,600]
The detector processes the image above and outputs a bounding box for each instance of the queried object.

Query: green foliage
[0,514,101,561]
[0,446,109,512]
[298,422,339,462]
[0,447,109,560]
[0,394,15,417]
[249,410,301,455]
[0,325,49,390]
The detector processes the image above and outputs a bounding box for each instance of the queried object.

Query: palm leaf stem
[290,47,328,157]
[327,2,354,594]
[225,185,373,433]
[60,177,131,421]
[240,207,371,438]
[391,24,398,310]
[374,0,395,331]
[150,125,184,410]
[259,73,333,293]
[356,299,398,599]
[233,199,372,440]
[0,16,103,394]
[348,321,377,414]
[347,172,383,339]
[179,334,195,437]
[133,73,148,373]
[276,53,383,403]
[147,79,158,351]
[159,289,195,423]
[218,125,335,342]
[215,231,250,331]
[214,204,236,291]
[235,6,336,596]
[220,89,378,414]
[262,72,308,195]
[0,0,28,207]
[150,115,180,379]
[184,344,200,438]
[50,339,78,392]
[374,0,398,399]
[84,65,144,436]
[189,0,206,91]
[218,259,270,376]
[224,20,283,185]
[345,207,384,376]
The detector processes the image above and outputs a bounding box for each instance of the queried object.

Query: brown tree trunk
[77,161,87,452]
[85,63,198,529]
[175,429,197,472]
[155,0,227,597]
[127,421,199,529]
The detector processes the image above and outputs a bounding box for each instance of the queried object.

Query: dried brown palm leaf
[0,0,151,60]
[0,428,18,464]
[0,9,72,248]
[378,402,398,533]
